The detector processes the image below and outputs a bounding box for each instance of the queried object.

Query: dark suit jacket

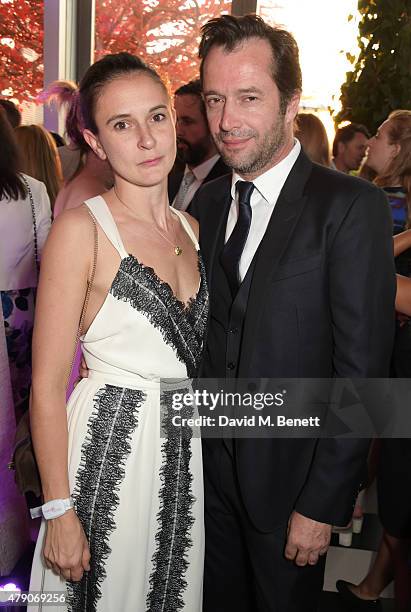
[167,156,230,204]
[191,150,396,531]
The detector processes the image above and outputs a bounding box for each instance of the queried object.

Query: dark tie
[221,181,254,296]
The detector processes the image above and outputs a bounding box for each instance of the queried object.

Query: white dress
[29,196,208,612]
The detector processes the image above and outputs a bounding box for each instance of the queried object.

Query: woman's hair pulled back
[79,52,166,134]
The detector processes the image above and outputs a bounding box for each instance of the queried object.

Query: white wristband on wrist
[30,497,74,520]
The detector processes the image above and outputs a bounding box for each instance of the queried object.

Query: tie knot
[183,170,196,188]
[236,181,254,205]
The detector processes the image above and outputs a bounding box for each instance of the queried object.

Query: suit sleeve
[295,186,396,525]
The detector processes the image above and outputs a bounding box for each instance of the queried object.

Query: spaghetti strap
[172,209,200,251]
[83,195,129,259]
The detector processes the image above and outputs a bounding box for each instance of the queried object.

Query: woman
[337,110,411,612]
[294,112,330,166]
[39,80,113,217]
[0,110,52,421]
[28,52,208,611]
[15,124,63,213]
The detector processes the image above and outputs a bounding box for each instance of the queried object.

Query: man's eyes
[152,113,166,122]
[206,97,223,107]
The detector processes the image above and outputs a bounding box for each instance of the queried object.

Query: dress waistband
[87,370,190,391]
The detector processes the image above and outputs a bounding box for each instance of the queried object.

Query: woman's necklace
[114,187,183,256]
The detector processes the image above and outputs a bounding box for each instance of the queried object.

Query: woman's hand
[43,510,91,582]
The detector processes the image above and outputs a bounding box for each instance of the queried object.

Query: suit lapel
[202,179,232,293]
[238,151,313,376]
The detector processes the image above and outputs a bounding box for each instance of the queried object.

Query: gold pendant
[174,246,183,256]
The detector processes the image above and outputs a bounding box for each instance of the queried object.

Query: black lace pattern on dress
[66,385,145,612]
[110,252,208,379]
[146,388,196,612]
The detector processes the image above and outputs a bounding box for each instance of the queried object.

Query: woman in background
[337,110,411,612]
[0,110,51,421]
[15,124,62,213]
[295,112,330,166]
[39,80,113,217]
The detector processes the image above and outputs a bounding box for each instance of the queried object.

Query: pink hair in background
[37,81,86,150]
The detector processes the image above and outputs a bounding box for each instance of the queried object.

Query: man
[168,79,230,211]
[331,122,370,173]
[191,15,395,611]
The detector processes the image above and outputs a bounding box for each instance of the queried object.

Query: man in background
[168,79,230,211]
[331,122,370,173]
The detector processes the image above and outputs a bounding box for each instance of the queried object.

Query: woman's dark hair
[79,52,166,134]
[199,14,302,113]
[0,108,27,200]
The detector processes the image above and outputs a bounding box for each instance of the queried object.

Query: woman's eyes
[114,120,129,130]
[113,114,166,130]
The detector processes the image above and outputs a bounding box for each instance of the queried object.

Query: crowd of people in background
[1,13,411,611]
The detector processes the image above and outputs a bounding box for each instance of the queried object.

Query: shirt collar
[187,153,221,182]
[230,139,301,205]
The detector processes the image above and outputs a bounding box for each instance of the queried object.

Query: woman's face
[84,73,176,188]
[366,119,399,175]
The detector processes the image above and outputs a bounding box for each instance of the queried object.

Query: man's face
[202,38,299,180]
[338,132,368,172]
[175,94,214,166]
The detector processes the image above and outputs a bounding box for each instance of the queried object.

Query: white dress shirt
[225,140,301,282]
[173,154,221,211]
[0,174,51,290]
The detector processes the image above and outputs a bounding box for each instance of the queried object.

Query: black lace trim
[110,253,208,379]
[146,389,196,611]
[66,385,145,612]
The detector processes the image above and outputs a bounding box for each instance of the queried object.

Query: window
[95,0,232,91]
[0,0,44,113]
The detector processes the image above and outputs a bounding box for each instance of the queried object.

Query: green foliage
[334,0,411,134]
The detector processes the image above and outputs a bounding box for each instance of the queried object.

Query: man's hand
[79,356,89,380]
[284,511,331,567]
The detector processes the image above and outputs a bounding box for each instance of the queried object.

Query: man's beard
[215,111,286,175]
[177,138,210,167]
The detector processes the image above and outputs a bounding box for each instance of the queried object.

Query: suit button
[229,327,239,334]
[227,362,236,370]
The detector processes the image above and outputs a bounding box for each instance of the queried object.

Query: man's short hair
[174,79,206,119]
[332,123,370,157]
[0,99,22,128]
[198,14,302,113]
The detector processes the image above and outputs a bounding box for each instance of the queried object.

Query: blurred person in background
[337,110,411,612]
[295,112,330,166]
[331,122,370,174]
[395,228,411,316]
[39,81,113,217]
[49,131,66,148]
[169,79,230,212]
[15,124,63,214]
[0,98,22,128]
[0,109,51,422]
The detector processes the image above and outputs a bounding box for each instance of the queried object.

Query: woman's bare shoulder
[47,204,95,249]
